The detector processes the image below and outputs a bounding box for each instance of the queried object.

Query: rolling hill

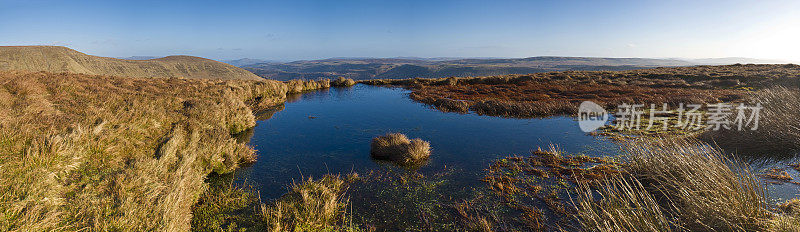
[239,57,696,81]
[0,46,262,80]
[240,56,784,81]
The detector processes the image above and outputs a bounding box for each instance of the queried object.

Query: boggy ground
[0,70,287,231]
[362,64,800,117]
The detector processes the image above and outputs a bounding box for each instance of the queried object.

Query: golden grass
[574,138,778,231]
[702,86,800,153]
[574,175,675,232]
[370,133,431,166]
[259,175,360,232]
[767,198,800,232]
[619,138,770,231]
[286,79,331,94]
[331,77,356,87]
[745,87,800,147]
[0,70,286,231]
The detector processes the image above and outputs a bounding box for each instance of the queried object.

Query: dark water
[234,84,615,199]
[234,84,799,227]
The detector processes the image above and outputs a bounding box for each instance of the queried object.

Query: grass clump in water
[260,175,361,232]
[370,133,431,166]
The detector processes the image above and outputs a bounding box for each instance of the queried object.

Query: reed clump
[701,86,800,153]
[260,175,360,232]
[744,86,800,147]
[369,133,431,166]
[574,175,675,232]
[575,138,772,232]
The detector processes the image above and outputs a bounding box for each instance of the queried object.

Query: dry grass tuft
[574,175,676,232]
[260,175,360,232]
[574,138,774,232]
[778,199,800,215]
[745,87,800,148]
[621,138,770,231]
[702,86,800,153]
[370,133,431,166]
[767,198,800,232]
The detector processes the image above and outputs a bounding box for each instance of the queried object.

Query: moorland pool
[232,84,799,229]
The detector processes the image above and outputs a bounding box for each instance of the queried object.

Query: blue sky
[1,0,799,61]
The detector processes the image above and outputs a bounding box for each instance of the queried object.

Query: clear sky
[1,0,799,62]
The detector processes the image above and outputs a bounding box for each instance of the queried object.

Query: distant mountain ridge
[0,46,262,80]
[222,58,284,67]
[238,56,785,81]
[239,56,711,81]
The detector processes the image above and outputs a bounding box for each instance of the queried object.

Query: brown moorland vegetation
[0,46,263,80]
[0,70,285,231]
[362,64,800,117]
[476,138,778,232]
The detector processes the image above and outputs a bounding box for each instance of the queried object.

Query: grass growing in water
[576,138,772,231]
[260,175,361,232]
[370,133,431,166]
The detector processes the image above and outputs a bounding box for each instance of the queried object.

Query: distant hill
[117,56,161,60]
[239,56,789,81]
[687,57,786,65]
[0,46,262,80]
[223,58,282,67]
[238,57,697,81]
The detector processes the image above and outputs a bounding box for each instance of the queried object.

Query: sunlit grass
[0,70,286,231]
[370,133,431,166]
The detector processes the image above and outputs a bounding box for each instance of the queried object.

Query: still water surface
[234,84,799,228]
[235,84,614,198]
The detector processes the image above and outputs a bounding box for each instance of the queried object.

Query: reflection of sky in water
[234,84,798,203]
[235,84,615,199]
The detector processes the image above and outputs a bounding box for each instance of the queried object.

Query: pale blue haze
[1,0,798,61]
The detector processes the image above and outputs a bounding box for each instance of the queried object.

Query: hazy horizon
[2,0,799,62]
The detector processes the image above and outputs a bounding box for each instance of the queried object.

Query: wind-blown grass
[0,70,286,231]
[260,175,361,232]
[576,138,771,232]
[709,86,800,151]
[574,175,675,232]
